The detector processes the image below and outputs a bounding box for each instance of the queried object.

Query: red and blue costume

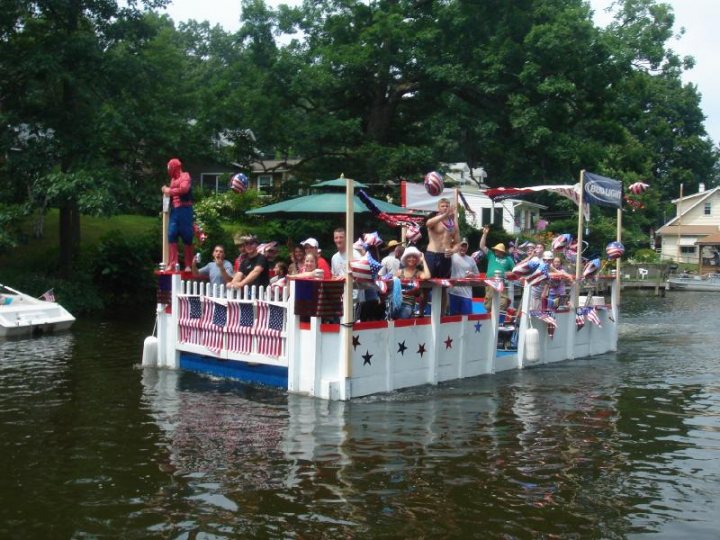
[163,158,194,269]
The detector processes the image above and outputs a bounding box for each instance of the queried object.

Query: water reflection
[1,293,718,537]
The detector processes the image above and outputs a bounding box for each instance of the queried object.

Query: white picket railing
[175,280,291,365]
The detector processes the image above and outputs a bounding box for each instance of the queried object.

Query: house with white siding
[657,184,720,264]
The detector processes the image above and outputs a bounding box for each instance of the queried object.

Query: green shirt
[486,251,515,278]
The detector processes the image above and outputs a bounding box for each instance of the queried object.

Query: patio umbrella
[246,192,412,215]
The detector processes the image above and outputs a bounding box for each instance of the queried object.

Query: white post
[340,175,355,400]
[574,170,586,309]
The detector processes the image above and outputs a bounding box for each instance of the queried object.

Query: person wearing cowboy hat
[379,239,404,277]
[479,225,514,312]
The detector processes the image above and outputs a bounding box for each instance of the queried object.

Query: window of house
[257,174,273,193]
[705,202,712,215]
[200,173,221,193]
[680,246,696,255]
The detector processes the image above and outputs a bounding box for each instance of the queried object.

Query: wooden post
[162,195,170,266]
[574,170,586,308]
[342,175,355,397]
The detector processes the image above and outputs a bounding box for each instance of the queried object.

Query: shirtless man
[424,198,460,279]
[424,198,460,314]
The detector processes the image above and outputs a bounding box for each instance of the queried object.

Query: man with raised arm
[424,198,460,279]
[479,224,514,312]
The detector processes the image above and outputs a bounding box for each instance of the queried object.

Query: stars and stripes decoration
[628,181,649,195]
[295,279,344,318]
[39,288,55,303]
[201,297,227,353]
[350,254,383,282]
[356,189,425,230]
[585,307,602,327]
[256,301,285,357]
[576,309,586,331]
[227,301,255,354]
[526,262,549,286]
[530,310,557,339]
[178,295,203,344]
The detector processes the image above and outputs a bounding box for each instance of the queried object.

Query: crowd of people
[184,197,577,322]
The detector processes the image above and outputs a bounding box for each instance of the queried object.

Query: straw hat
[384,239,401,250]
[491,243,506,253]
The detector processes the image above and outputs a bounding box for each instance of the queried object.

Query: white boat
[667,273,720,292]
[0,283,76,338]
[143,273,618,400]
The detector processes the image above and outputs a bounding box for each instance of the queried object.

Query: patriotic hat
[551,233,572,251]
[628,181,649,195]
[424,171,444,197]
[401,246,423,264]
[512,257,540,276]
[350,254,382,282]
[606,241,625,260]
[583,258,601,278]
[230,173,249,193]
[405,223,422,244]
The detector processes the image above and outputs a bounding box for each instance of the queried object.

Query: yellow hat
[492,243,506,253]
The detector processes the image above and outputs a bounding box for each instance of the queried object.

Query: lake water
[1,292,718,538]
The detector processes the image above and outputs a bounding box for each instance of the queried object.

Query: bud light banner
[583,172,623,209]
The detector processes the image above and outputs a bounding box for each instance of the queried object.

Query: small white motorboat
[667,272,720,292]
[0,283,75,338]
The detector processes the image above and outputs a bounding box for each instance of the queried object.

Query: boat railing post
[165,273,181,368]
[517,281,532,368]
[566,281,578,360]
[286,279,301,393]
[488,286,500,373]
[428,282,442,385]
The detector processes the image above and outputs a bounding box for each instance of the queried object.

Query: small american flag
[531,310,557,339]
[198,298,226,353]
[350,254,383,282]
[40,289,55,303]
[585,307,602,327]
[255,301,285,357]
[227,301,254,354]
[575,309,586,331]
[178,296,202,343]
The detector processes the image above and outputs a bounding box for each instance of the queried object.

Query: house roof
[240,159,301,174]
[656,224,719,236]
[696,232,720,245]
[662,186,720,227]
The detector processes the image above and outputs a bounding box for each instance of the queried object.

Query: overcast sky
[160,0,720,144]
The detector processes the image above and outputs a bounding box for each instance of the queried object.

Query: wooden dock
[620,278,666,296]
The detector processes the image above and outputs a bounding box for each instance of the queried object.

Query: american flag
[227,301,255,354]
[295,279,344,318]
[526,263,549,286]
[178,295,203,343]
[255,301,285,357]
[484,277,504,293]
[585,307,602,327]
[576,308,586,331]
[40,289,55,303]
[531,310,557,339]
[199,298,227,353]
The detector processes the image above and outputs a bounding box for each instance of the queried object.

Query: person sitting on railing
[393,246,431,319]
[228,235,270,289]
[528,250,552,310]
[191,245,234,286]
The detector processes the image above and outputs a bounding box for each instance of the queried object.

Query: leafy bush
[90,230,159,305]
[632,248,660,263]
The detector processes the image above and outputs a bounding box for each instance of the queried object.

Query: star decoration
[444,336,453,349]
[352,335,361,350]
[397,340,407,355]
[417,343,426,357]
[474,321,483,333]
[362,350,373,366]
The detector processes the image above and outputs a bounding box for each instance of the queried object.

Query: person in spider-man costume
[162,158,194,270]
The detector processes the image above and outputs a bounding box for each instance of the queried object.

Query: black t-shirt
[239,253,270,287]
